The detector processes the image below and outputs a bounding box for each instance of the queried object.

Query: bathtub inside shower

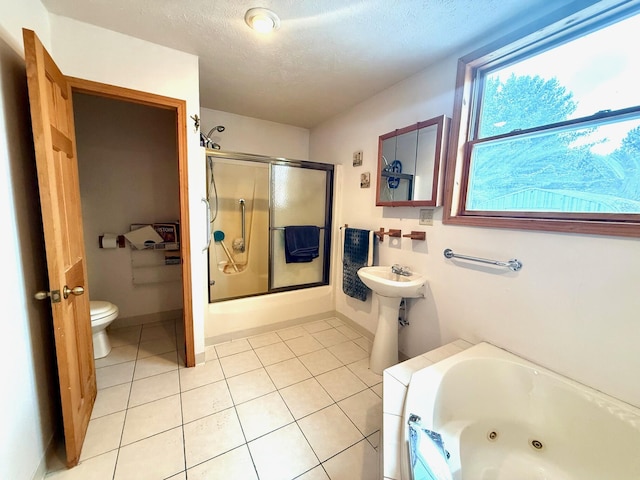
[401,342,640,480]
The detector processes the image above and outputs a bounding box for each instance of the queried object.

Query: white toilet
[90,300,119,359]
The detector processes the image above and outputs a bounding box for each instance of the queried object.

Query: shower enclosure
[205,151,333,302]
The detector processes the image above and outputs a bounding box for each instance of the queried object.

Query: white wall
[0,0,50,54]
[75,93,183,318]
[0,2,59,479]
[200,107,310,160]
[48,14,206,360]
[311,51,640,408]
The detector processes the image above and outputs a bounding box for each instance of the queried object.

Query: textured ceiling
[41,0,573,128]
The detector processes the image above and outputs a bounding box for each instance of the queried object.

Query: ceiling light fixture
[244,7,280,34]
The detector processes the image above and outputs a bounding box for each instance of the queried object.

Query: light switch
[419,209,433,225]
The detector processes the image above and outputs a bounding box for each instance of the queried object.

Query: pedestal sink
[357,266,427,374]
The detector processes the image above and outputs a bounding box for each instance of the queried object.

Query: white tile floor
[46,317,382,480]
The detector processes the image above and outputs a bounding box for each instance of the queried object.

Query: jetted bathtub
[401,342,640,479]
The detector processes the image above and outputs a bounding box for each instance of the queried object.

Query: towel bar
[443,248,523,271]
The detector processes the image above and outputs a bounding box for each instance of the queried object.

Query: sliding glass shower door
[207,151,333,303]
[271,164,330,290]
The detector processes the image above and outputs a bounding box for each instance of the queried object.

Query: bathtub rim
[399,341,640,480]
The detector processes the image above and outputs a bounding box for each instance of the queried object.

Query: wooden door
[23,28,96,467]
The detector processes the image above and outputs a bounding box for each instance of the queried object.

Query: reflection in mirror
[376,115,450,207]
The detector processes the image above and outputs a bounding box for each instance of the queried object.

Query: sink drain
[530,439,544,450]
[487,431,498,441]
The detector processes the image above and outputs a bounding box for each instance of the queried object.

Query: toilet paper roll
[101,233,118,249]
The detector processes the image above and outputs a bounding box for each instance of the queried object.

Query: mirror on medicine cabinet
[376,114,450,207]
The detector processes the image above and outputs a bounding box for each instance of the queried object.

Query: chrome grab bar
[239,199,246,252]
[443,248,523,271]
[202,198,211,252]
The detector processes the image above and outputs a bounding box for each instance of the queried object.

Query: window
[444,2,640,236]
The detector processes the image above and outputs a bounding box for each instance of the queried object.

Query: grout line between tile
[78,318,381,480]
[109,324,140,480]
[175,330,188,478]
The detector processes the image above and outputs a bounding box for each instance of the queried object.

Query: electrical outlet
[353,150,363,166]
[419,209,433,225]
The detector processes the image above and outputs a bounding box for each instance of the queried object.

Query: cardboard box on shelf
[128,222,180,250]
[153,223,180,244]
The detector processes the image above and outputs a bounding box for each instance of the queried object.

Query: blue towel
[284,226,320,263]
[407,415,453,480]
[342,228,371,301]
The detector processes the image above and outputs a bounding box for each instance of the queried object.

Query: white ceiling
[41,0,573,128]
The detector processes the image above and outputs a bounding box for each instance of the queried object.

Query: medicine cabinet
[376,114,450,207]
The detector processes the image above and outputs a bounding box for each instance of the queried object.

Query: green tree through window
[611,126,640,200]
[445,5,640,236]
[468,73,639,212]
[480,74,576,138]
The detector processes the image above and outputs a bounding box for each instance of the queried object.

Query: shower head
[203,125,225,150]
[206,125,225,137]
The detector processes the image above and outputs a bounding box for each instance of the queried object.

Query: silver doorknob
[63,285,85,299]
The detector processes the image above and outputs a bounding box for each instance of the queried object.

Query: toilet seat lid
[90,300,117,318]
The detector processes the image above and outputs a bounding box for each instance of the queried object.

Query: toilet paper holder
[98,234,126,249]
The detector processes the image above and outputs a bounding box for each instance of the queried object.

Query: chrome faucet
[391,264,411,276]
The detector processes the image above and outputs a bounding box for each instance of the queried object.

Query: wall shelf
[403,231,426,241]
[130,247,182,285]
[375,227,402,243]
[130,242,180,251]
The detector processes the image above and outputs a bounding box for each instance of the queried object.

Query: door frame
[67,77,195,367]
